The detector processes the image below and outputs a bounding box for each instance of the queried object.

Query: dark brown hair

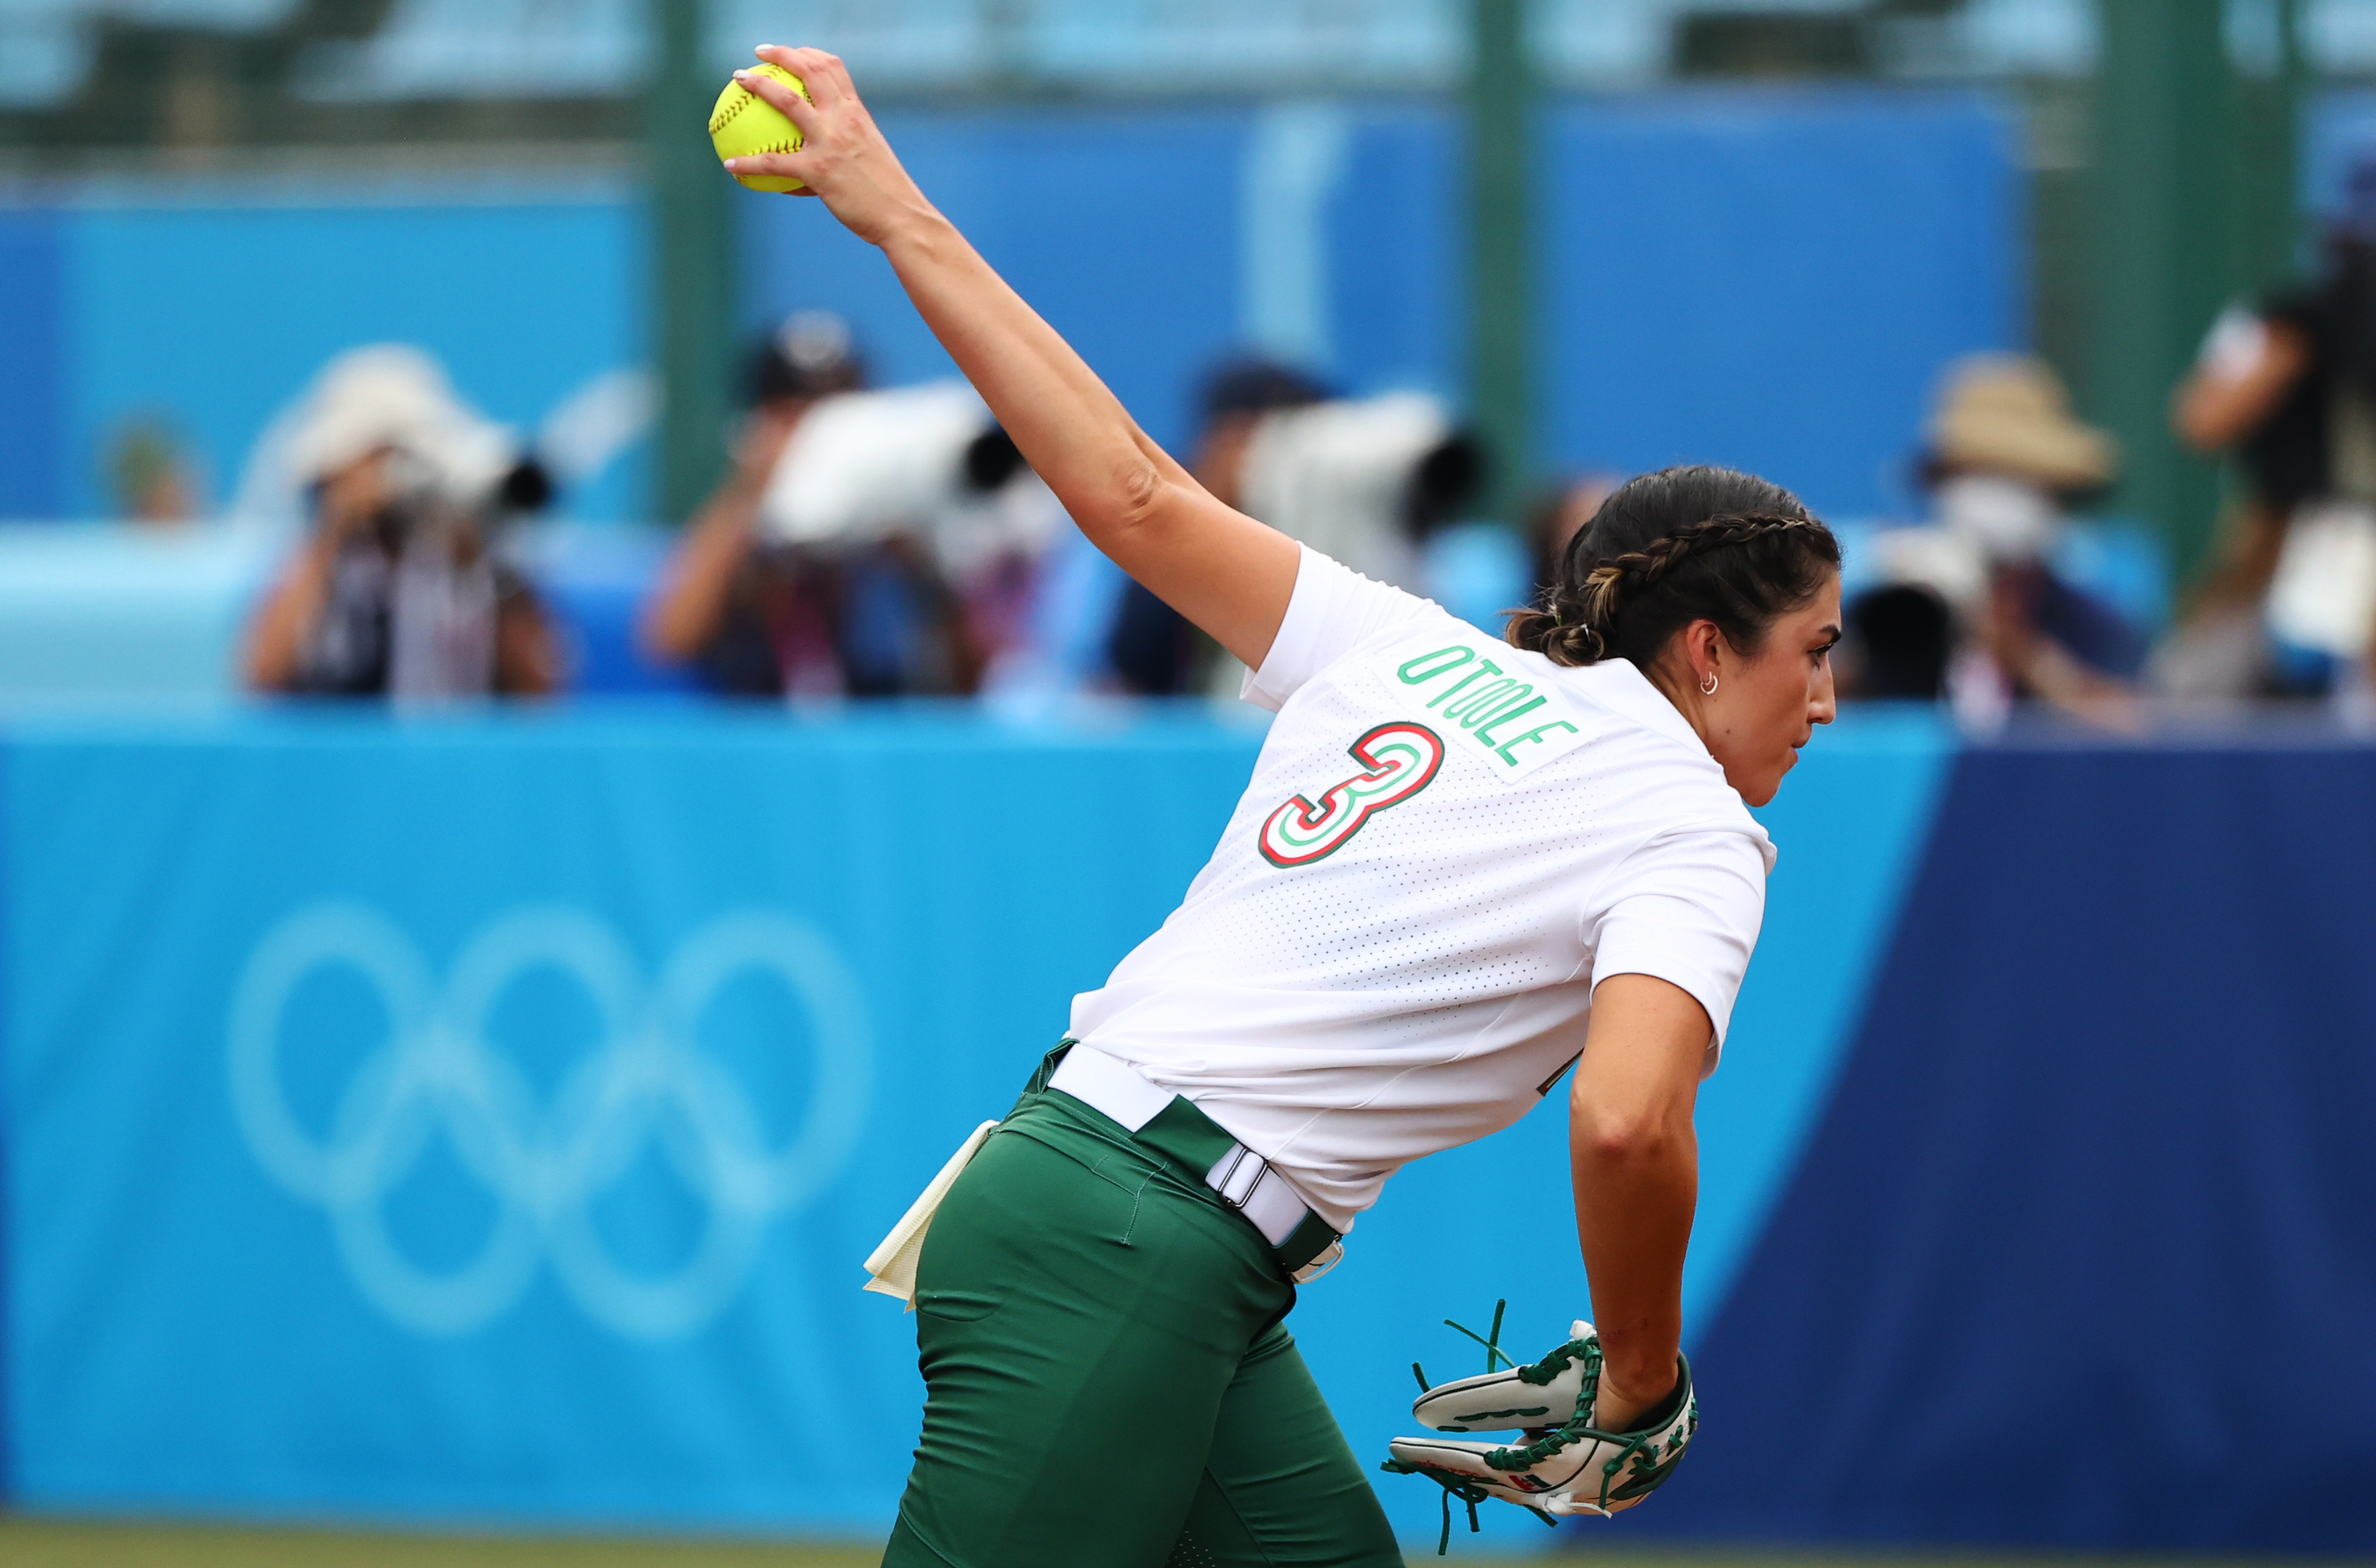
[1506,464,1840,669]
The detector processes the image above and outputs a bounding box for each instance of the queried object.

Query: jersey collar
[1568,657,1716,762]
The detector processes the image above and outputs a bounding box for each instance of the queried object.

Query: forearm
[242,540,335,691]
[1570,1102,1695,1405]
[1566,973,1709,1423]
[495,598,560,696]
[2016,639,2144,734]
[643,485,762,661]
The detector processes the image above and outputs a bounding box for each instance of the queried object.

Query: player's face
[1704,573,1840,807]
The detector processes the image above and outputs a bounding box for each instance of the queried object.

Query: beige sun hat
[281,344,514,502]
[1927,353,2117,490]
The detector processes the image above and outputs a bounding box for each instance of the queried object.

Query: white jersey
[1068,546,1775,1232]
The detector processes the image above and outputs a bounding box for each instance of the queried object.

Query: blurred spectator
[1842,583,1955,700]
[104,414,201,525]
[242,346,558,699]
[1106,358,1327,696]
[1180,357,1495,686]
[1240,390,1434,587]
[1193,360,1329,513]
[1854,355,2140,728]
[928,429,1075,694]
[1234,378,1484,598]
[2168,154,2376,700]
[1524,474,1620,605]
[641,312,978,698]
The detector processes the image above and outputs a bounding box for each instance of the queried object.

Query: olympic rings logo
[227,902,873,1341]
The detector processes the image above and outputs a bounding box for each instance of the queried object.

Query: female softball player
[725,47,1841,1568]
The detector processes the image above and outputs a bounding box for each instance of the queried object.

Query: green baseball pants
[881,1071,1405,1567]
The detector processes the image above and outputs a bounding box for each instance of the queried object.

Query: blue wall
[746,92,2016,514]
[1542,90,2020,516]
[739,102,1467,458]
[10,710,2376,1551]
[0,210,68,516]
[2,88,2018,525]
[1620,739,2376,1552]
[0,706,1940,1549]
[743,108,1256,458]
[68,195,652,524]
[39,85,2376,530]
[0,183,648,522]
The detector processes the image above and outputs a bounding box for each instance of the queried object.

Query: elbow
[1578,1119,1682,1169]
[1572,1093,1691,1169]
[1080,454,1171,545]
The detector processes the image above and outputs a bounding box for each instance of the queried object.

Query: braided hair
[1506,465,1840,670]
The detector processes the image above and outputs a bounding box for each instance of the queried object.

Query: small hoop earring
[1699,671,1719,696]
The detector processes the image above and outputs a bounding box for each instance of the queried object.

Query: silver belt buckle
[1207,1144,1264,1209]
[1292,1239,1345,1284]
[1207,1144,1326,1254]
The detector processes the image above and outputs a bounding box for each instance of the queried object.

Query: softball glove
[1381,1304,1697,1552]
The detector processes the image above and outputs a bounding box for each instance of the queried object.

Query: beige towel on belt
[862,1120,999,1308]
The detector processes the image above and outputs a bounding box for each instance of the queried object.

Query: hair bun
[1505,467,1839,671]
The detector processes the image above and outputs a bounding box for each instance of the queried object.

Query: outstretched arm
[1569,973,1705,1436]
[727,47,1301,669]
[2173,311,2308,452]
[242,530,339,691]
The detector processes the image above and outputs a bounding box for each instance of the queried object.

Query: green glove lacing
[1382,1300,1563,1554]
[1379,1300,1698,1554]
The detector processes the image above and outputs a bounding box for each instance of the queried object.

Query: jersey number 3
[1259,722,1446,867]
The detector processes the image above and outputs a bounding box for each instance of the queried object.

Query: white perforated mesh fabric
[1071,555,1773,1232]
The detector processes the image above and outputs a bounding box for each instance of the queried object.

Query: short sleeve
[1584,825,1771,1070]
[1241,545,1439,712]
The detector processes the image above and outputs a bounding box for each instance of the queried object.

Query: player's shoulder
[1521,658,1775,863]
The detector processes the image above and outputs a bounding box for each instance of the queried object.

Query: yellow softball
[710,62,811,193]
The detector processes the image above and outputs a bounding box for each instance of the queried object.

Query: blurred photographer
[1099,359,1325,695]
[2169,153,2376,699]
[1526,475,1619,608]
[643,311,986,697]
[1854,355,2138,728]
[242,345,558,699]
[1173,357,1484,692]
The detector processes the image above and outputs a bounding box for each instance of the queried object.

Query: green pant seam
[1084,1150,1156,1244]
[889,1506,967,1568]
[1001,1114,1272,1270]
[1185,1466,1283,1568]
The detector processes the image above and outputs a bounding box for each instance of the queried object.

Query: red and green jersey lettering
[1259,722,1446,867]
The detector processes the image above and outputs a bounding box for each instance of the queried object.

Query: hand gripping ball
[710,63,811,193]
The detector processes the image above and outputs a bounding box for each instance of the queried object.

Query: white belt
[1049,1043,1319,1251]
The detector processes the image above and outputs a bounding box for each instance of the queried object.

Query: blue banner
[3,709,1258,1529]
[0,706,1945,1546]
[1622,739,2376,1552]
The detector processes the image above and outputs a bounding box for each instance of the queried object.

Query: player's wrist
[868,191,956,251]
[1594,1356,1679,1430]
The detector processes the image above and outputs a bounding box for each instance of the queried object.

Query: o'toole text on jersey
[1390,640,1595,783]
